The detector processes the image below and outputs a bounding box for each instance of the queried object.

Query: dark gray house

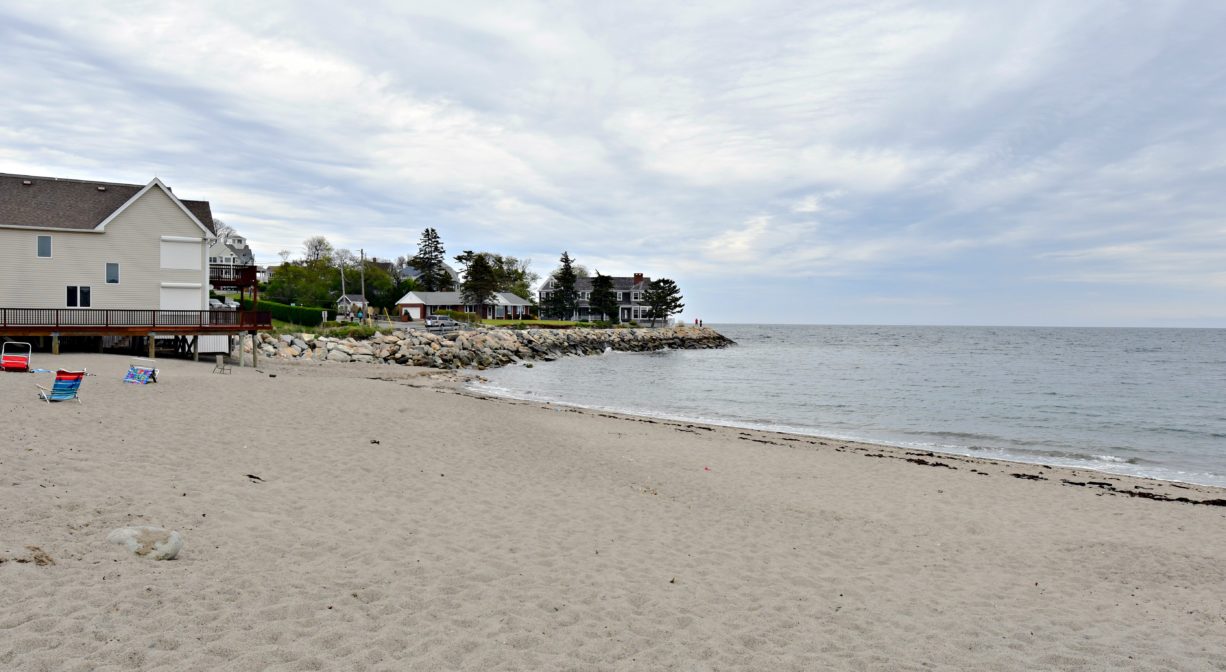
[400,262,461,288]
[538,273,657,322]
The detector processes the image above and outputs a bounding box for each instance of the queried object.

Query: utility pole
[359,249,367,322]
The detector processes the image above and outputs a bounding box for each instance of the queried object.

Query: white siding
[197,335,231,353]
[0,185,208,309]
[160,286,203,310]
[161,240,202,270]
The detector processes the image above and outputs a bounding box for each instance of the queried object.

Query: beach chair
[1,342,32,372]
[213,354,232,375]
[36,369,86,403]
[123,358,159,384]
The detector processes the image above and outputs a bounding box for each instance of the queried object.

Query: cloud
[1,0,1225,325]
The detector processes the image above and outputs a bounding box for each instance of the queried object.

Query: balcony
[209,264,258,289]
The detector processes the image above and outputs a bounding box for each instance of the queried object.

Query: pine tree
[643,278,685,327]
[460,252,499,313]
[411,228,453,291]
[546,252,579,320]
[589,271,619,323]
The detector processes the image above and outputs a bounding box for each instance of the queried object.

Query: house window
[106,263,120,284]
[209,257,217,263]
[37,235,52,258]
[632,292,641,302]
[67,286,91,308]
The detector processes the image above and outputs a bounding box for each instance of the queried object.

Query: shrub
[242,298,330,327]
[436,310,481,324]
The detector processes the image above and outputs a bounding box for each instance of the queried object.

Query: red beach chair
[1,342,32,372]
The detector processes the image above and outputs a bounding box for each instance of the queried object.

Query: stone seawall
[247,325,735,370]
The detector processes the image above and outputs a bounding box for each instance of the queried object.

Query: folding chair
[213,354,232,374]
[123,358,159,384]
[36,369,86,403]
[1,342,32,372]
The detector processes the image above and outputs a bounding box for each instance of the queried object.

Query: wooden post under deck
[192,336,199,362]
[250,332,258,368]
[148,333,156,359]
[51,333,59,355]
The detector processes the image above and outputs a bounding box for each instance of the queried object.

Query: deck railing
[0,308,272,331]
[209,264,259,286]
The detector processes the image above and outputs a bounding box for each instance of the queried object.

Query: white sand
[2,353,1224,671]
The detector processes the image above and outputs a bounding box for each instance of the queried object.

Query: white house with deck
[395,291,534,321]
[0,173,216,311]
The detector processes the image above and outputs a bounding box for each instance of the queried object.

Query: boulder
[107,526,183,560]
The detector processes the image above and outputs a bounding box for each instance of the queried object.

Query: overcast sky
[3,1,1224,326]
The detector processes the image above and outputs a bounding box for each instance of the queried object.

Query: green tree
[486,254,540,301]
[643,278,685,327]
[589,271,619,323]
[359,261,399,313]
[459,251,499,312]
[545,251,579,320]
[265,262,334,308]
[411,228,453,291]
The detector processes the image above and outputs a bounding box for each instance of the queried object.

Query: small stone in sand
[107,526,184,560]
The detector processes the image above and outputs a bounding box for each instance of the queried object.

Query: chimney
[633,272,644,285]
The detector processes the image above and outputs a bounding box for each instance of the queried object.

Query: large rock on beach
[107,526,184,560]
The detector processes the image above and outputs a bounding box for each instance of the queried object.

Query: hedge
[241,298,331,327]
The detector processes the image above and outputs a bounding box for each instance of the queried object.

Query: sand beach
[2,353,1224,670]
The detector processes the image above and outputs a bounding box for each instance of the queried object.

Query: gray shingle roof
[541,275,649,292]
[0,173,215,234]
[397,291,534,306]
[400,263,461,284]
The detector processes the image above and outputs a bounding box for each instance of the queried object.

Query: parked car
[425,315,459,328]
[208,298,224,308]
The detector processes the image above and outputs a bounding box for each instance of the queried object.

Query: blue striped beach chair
[36,369,86,403]
[123,358,158,384]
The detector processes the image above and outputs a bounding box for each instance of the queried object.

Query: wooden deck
[209,265,259,289]
[0,308,272,337]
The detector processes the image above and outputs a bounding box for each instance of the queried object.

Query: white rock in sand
[107,526,184,560]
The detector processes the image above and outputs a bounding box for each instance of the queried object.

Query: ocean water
[470,325,1226,488]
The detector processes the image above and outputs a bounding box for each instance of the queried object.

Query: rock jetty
[244,325,734,371]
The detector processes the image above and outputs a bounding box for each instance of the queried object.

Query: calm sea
[470,325,1226,487]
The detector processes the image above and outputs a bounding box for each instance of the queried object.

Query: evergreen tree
[411,228,453,291]
[589,271,619,323]
[459,252,499,313]
[545,251,579,320]
[643,278,685,327]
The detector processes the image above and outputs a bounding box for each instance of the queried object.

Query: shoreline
[4,353,1225,670]
[466,376,1226,493]
[454,372,1226,506]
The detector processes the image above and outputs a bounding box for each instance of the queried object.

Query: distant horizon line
[692,322,1226,330]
